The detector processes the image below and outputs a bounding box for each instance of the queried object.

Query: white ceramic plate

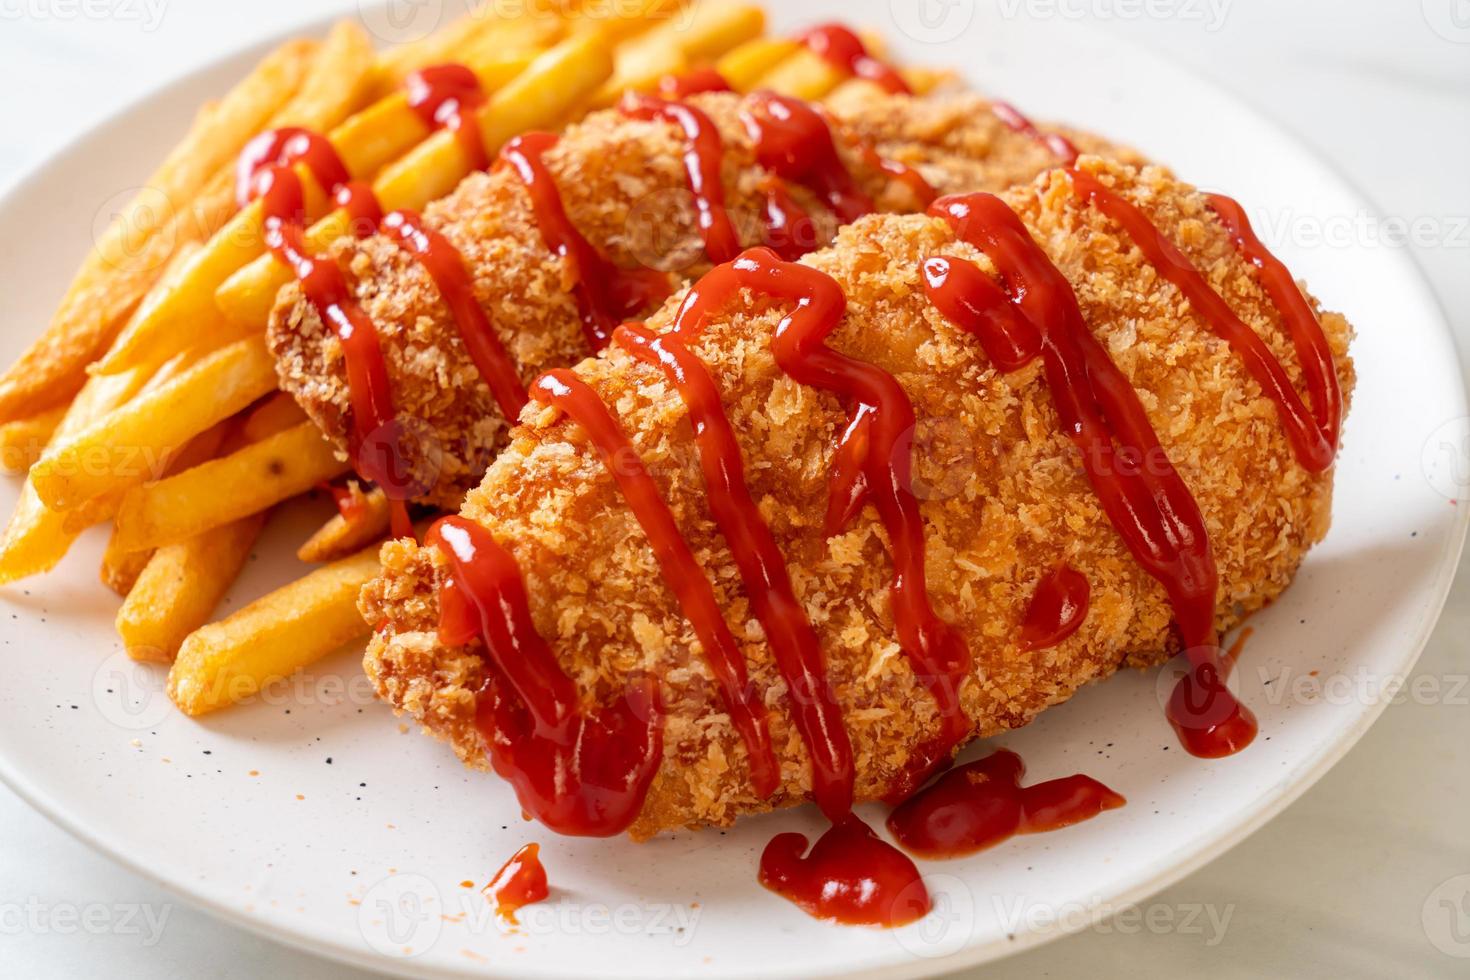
[1,2,1465,977]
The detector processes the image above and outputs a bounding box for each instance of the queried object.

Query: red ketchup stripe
[498,132,671,350]
[796,23,911,96]
[380,209,528,420]
[335,181,384,236]
[528,369,781,800]
[929,192,1256,759]
[615,321,854,820]
[429,515,663,837]
[886,749,1124,859]
[235,127,351,208]
[619,92,741,264]
[687,248,972,798]
[990,101,1080,165]
[760,813,930,926]
[1069,170,1336,473]
[741,91,873,226]
[657,66,732,99]
[406,63,489,171]
[1207,192,1343,451]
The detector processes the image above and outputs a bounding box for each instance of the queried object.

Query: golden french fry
[167,547,381,715]
[0,39,316,423]
[0,406,66,473]
[0,366,154,585]
[100,524,153,597]
[717,36,798,90]
[592,2,765,104]
[113,422,347,552]
[216,31,616,328]
[98,21,379,375]
[239,391,307,443]
[299,486,389,563]
[567,0,689,40]
[751,47,846,101]
[30,337,277,512]
[371,3,563,97]
[117,513,267,663]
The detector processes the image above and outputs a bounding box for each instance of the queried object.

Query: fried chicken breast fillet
[268,89,1133,506]
[359,157,1355,839]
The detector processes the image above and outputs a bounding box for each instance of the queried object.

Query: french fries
[716,36,799,90]
[299,486,390,563]
[216,31,617,328]
[30,336,278,512]
[591,1,764,104]
[100,525,153,597]
[0,406,66,474]
[0,39,317,425]
[112,422,348,552]
[167,547,381,715]
[117,514,266,663]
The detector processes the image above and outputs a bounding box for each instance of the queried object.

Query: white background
[0,0,1467,976]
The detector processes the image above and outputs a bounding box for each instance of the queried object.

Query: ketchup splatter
[760,814,930,926]
[1018,565,1090,651]
[406,63,489,171]
[886,749,1124,859]
[379,210,527,420]
[928,192,1256,759]
[485,843,549,923]
[796,23,911,96]
[528,370,780,800]
[429,515,663,836]
[619,92,741,264]
[657,66,732,99]
[499,132,671,349]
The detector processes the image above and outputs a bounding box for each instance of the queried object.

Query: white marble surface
[0,1,1467,976]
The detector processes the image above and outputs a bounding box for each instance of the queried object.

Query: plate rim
[0,10,1466,980]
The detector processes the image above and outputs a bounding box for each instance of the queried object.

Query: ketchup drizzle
[759,813,930,926]
[1018,565,1090,652]
[235,127,350,209]
[1068,170,1337,473]
[406,63,489,171]
[797,23,912,96]
[657,66,732,99]
[741,91,873,226]
[990,101,1080,165]
[380,209,528,420]
[619,92,741,264]
[929,192,1256,759]
[429,514,664,836]
[485,843,549,923]
[335,181,384,236]
[612,319,854,819]
[499,132,671,350]
[886,749,1124,859]
[527,369,781,799]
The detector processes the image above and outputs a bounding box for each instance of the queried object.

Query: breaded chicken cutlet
[268,88,1134,506]
[359,156,1355,840]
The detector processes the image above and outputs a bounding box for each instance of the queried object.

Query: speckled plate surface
[1,2,1465,977]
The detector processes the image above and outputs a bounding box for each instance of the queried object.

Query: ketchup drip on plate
[886,749,1124,858]
[796,23,911,96]
[406,63,489,171]
[429,515,663,836]
[528,369,781,800]
[379,210,528,420]
[928,191,1257,759]
[1018,565,1091,652]
[485,843,549,923]
[759,814,930,926]
[499,132,672,350]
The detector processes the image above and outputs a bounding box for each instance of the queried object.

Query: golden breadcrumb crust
[267,91,1134,506]
[360,157,1355,840]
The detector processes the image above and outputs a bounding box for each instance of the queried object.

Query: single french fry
[0,406,66,473]
[117,513,267,663]
[591,2,765,104]
[567,0,688,40]
[100,524,153,597]
[216,31,616,329]
[716,36,798,91]
[98,21,379,375]
[30,337,277,512]
[0,366,153,584]
[371,3,563,96]
[167,546,381,715]
[239,391,307,443]
[299,486,389,563]
[751,47,846,101]
[0,39,316,424]
[113,422,348,552]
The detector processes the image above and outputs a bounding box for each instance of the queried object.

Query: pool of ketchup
[759,814,930,926]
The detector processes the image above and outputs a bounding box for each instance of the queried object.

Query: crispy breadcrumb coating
[359,157,1355,839]
[268,90,1136,506]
